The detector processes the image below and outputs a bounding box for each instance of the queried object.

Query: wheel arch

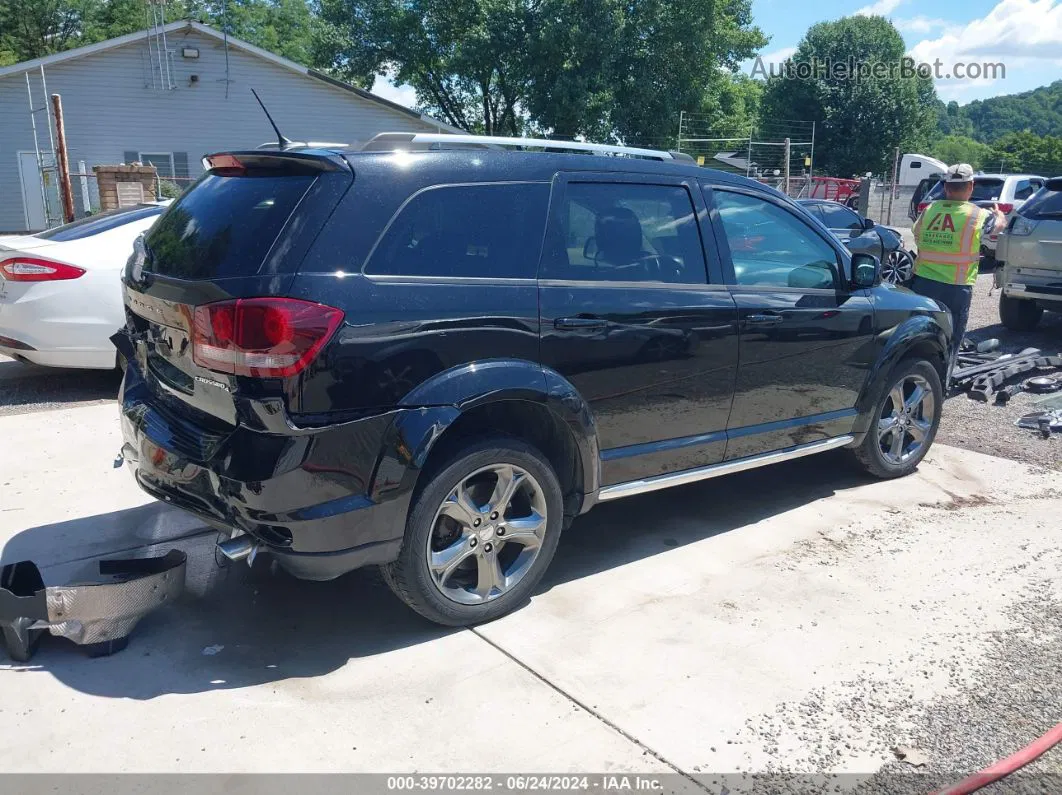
[370,361,599,533]
[851,318,948,441]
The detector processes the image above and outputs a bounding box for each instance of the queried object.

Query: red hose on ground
[932,721,1062,795]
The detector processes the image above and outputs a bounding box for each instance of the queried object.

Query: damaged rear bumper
[0,550,187,661]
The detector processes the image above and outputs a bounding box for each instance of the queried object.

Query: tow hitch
[0,550,186,662]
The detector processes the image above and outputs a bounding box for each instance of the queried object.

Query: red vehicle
[808,176,861,206]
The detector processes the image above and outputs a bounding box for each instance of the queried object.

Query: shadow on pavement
[2,451,872,700]
[0,358,121,414]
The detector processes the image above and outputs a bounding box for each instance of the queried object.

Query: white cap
[944,163,975,183]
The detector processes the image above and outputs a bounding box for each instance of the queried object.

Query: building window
[138,152,175,178]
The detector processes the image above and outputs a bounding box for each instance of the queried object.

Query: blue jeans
[910,275,972,382]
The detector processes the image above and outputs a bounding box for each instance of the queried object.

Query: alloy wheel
[882,249,915,285]
[426,464,548,605]
[877,374,935,465]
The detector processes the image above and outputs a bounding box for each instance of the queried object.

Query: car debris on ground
[0,550,186,661]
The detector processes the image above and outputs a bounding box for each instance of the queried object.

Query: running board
[597,435,855,502]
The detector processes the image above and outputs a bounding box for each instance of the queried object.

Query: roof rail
[360,132,677,161]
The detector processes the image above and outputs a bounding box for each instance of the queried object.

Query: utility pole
[886,147,900,225]
[51,94,75,223]
[783,137,791,195]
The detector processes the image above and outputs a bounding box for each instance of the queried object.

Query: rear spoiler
[201,150,348,174]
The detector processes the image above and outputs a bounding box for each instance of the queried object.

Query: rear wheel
[999,294,1043,331]
[382,437,563,626]
[852,358,942,479]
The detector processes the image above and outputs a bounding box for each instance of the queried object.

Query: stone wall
[93,164,158,211]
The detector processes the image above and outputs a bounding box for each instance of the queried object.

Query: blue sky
[748,0,1062,102]
[372,0,1062,108]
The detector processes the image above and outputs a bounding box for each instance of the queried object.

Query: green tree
[316,0,766,141]
[0,0,320,69]
[759,16,938,177]
[988,131,1062,174]
[0,0,96,61]
[930,135,992,170]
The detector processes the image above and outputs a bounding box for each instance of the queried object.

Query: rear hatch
[1003,178,1062,285]
[119,150,353,430]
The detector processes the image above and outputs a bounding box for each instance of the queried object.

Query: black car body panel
[116,146,951,581]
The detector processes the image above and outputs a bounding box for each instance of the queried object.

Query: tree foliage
[929,135,993,170]
[759,16,938,178]
[0,0,320,68]
[316,0,766,142]
[958,82,1062,143]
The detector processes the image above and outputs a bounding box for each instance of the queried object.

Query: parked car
[0,203,169,369]
[995,177,1062,331]
[908,174,945,222]
[114,137,951,626]
[797,199,915,285]
[915,173,1046,267]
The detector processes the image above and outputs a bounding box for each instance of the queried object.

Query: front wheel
[382,437,563,626]
[852,358,942,479]
[882,249,915,285]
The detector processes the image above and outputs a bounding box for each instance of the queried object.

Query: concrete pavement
[1,400,1060,785]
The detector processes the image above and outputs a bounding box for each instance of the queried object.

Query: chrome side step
[597,435,855,502]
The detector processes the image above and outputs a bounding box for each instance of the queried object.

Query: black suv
[115,135,951,626]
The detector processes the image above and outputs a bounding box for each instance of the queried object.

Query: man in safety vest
[911,163,1005,383]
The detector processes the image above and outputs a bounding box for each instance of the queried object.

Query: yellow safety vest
[913,200,985,286]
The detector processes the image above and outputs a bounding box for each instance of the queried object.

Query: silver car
[995,177,1062,330]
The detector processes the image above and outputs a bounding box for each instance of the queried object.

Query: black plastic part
[82,636,131,658]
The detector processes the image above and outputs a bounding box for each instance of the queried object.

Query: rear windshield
[925,178,1005,202]
[1019,186,1062,219]
[144,173,314,279]
[36,204,164,241]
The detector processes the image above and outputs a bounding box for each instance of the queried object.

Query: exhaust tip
[217,535,258,562]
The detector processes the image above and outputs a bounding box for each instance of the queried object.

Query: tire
[851,357,943,479]
[999,294,1043,331]
[881,248,915,285]
[382,436,564,626]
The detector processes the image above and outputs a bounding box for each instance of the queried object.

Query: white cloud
[370,72,418,109]
[893,15,951,34]
[907,0,1062,99]
[743,46,798,78]
[855,0,906,17]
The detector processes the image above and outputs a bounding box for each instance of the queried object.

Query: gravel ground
[0,355,121,416]
[936,272,1062,471]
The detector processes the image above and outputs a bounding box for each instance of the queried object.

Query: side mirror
[582,236,598,260]
[852,253,880,289]
[863,217,876,231]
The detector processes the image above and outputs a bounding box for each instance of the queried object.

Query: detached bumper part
[0,550,186,662]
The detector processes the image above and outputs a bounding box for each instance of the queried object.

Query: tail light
[916,202,929,215]
[996,203,1014,214]
[0,257,85,282]
[192,297,344,378]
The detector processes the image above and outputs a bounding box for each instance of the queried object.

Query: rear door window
[364,183,548,279]
[144,174,314,280]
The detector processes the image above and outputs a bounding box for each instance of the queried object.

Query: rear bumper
[0,272,123,369]
[119,360,412,581]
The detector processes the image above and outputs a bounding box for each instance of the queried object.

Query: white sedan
[0,203,168,369]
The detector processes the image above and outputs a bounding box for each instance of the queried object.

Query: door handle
[745,313,783,326]
[555,317,607,331]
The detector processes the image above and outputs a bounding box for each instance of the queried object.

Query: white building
[0,20,458,232]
